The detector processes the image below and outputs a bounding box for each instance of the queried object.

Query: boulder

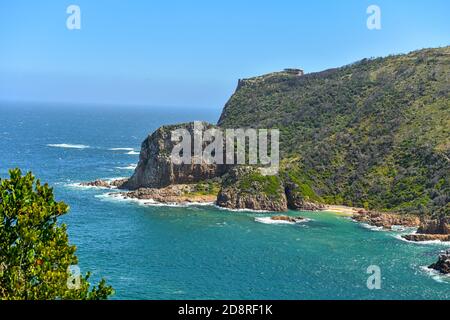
[429,251,450,274]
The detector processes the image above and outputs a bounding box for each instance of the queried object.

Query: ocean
[1,102,449,300]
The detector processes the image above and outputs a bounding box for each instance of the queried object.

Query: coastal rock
[285,182,325,211]
[117,184,217,205]
[402,234,450,242]
[81,179,128,189]
[122,122,226,190]
[429,251,450,274]
[271,215,305,223]
[417,218,450,235]
[402,218,450,242]
[352,211,420,229]
[216,167,288,212]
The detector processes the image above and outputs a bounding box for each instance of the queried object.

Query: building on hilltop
[284,68,304,76]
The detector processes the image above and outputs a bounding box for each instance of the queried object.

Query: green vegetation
[220,167,284,200]
[219,47,450,216]
[238,171,283,198]
[0,169,113,300]
[184,181,221,196]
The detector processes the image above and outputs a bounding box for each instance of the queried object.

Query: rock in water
[403,234,450,242]
[271,215,305,223]
[352,211,420,229]
[417,218,450,235]
[429,251,450,274]
[122,122,226,190]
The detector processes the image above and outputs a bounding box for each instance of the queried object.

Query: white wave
[95,192,214,208]
[359,222,385,232]
[103,176,128,182]
[126,151,139,155]
[115,164,137,170]
[391,226,419,235]
[254,217,311,225]
[47,143,89,149]
[392,234,450,246]
[420,266,450,284]
[108,148,135,151]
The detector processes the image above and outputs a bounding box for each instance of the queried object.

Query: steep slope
[218,47,450,215]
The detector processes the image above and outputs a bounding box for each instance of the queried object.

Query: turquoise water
[1,103,449,300]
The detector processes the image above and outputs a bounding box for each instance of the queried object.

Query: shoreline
[322,205,361,217]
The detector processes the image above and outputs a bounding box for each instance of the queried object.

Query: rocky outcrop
[352,211,420,229]
[216,167,288,212]
[285,182,325,211]
[429,251,450,274]
[403,234,450,242]
[401,217,450,242]
[116,184,217,205]
[417,218,450,235]
[271,215,306,223]
[81,179,128,189]
[122,122,226,190]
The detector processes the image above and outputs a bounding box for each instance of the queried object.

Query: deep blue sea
[1,102,449,300]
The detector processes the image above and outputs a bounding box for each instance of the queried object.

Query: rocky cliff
[122,122,226,190]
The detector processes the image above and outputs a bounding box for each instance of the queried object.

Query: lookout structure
[284,68,304,76]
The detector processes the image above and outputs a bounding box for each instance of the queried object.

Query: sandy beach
[323,205,361,216]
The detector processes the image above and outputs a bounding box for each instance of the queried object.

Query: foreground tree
[0,169,113,300]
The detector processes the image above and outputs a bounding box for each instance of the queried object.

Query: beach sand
[323,205,362,217]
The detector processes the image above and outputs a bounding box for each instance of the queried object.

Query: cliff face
[122,122,226,190]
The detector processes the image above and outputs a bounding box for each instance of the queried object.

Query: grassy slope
[218,47,450,216]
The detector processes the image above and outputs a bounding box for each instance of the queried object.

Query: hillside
[218,47,450,215]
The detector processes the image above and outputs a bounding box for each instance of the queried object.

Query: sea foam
[108,148,135,151]
[47,143,90,149]
[420,266,450,284]
[115,164,137,170]
[254,217,311,225]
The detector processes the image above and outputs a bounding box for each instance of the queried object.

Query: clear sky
[0,0,448,109]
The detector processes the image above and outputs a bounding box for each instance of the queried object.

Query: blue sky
[0,0,448,109]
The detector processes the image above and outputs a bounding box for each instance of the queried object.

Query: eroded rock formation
[122,122,226,190]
